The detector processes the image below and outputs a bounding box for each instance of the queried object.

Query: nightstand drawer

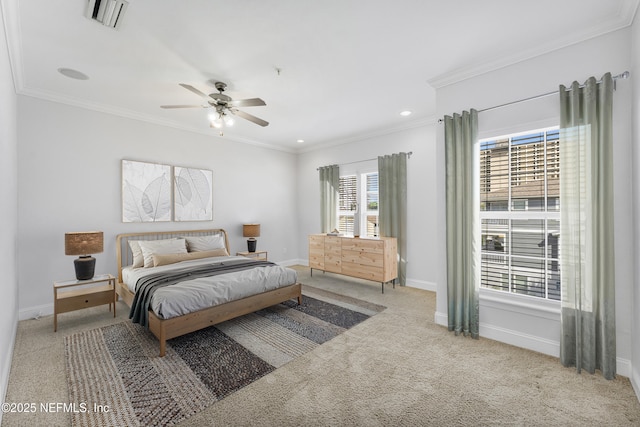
[56,285,114,314]
[53,274,116,331]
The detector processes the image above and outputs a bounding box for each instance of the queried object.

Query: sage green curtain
[559,73,616,379]
[319,164,339,233]
[444,109,479,338]
[378,153,408,286]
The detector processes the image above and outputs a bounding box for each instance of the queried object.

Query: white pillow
[128,240,144,268]
[153,248,230,267]
[138,238,187,268]
[185,235,226,252]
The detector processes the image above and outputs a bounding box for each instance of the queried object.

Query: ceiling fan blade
[229,98,266,107]
[232,109,269,127]
[179,83,209,99]
[160,104,206,109]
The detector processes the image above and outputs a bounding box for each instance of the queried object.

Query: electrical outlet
[283,247,287,254]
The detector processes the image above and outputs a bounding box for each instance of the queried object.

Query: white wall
[7,14,639,406]
[296,124,438,290]
[631,14,640,398]
[0,1,19,419]
[17,96,300,318]
[434,28,635,376]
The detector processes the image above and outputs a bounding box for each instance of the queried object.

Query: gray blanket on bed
[129,259,275,327]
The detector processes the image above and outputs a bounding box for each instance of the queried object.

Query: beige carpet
[63,287,384,427]
[4,265,640,426]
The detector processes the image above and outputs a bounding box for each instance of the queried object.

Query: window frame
[478,126,560,301]
[337,161,379,238]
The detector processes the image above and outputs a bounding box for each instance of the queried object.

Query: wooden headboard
[115,229,229,283]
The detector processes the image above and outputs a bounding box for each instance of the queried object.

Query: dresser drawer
[341,262,384,282]
[341,238,384,254]
[309,234,325,269]
[324,254,342,273]
[324,236,342,254]
[309,252,325,269]
[309,235,325,250]
[341,249,383,267]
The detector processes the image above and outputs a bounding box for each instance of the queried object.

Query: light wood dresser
[308,234,397,293]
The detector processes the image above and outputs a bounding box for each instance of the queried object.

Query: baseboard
[481,322,560,357]
[406,278,436,292]
[434,311,448,327]
[632,365,640,403]
[615,357,632,379]
[435,310,633,379]
[0,315,18,425]
[18,302,53,321]
[294,259,435,292]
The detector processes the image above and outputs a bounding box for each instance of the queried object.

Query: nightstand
[236,250,268,261]
[53,274,116,332]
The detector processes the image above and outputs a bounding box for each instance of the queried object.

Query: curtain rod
[317,152,412,170]
[478,71,630,114]
[438,71,630,120]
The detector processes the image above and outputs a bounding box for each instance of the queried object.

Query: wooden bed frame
[116,229,302,357]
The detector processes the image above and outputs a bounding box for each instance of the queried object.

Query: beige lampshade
[243,224,260,238]
[65,231,104,256]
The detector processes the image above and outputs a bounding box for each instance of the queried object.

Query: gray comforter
[127,257,298,327]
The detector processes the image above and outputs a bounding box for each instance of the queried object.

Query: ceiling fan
[161,82,269,134]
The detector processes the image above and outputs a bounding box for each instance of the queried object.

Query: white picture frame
[121,160,172,222]
[173,166,213,221]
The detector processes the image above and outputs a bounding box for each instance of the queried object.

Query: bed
[116,229,302,357]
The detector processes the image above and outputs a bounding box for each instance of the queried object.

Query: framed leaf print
[122,160,172,222]
[174,166,213,221]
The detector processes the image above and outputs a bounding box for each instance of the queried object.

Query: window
[338,175,357,234]
[479,128,560,301]
[338,172,379,237]
[364,173,379,236]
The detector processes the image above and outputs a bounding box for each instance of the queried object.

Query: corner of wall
[632,365,640,403]
[0,316,18,424]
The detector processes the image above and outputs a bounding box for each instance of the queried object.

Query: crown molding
[17,85,298,153]
[428,0,640,89]
[1,0,24,93]
[18,84,435,156]
[2,0,295,154]
[295,115,436,154]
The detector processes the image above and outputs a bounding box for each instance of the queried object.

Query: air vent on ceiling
[86,0,128,29]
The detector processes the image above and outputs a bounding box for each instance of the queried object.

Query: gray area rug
[64,286,385,427]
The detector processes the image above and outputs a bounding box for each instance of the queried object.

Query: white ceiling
[3,0,638,152]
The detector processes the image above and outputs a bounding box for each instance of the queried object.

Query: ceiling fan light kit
[209,112,234,128]
[162,82,269,135]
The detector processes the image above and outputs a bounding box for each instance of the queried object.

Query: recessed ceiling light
[400,110,412,117]
[58,68,89,80]
[297,139,305,143]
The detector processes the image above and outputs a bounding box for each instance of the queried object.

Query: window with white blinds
[365,173,379,237]
[479,128,560,301]
[338,175,357,234]
[338,172,379,237]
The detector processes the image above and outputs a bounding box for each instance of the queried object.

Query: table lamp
[65,231,104,280]
[243,224,260,253]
